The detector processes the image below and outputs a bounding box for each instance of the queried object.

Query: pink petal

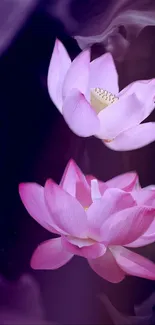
[119,79,155,120]
[97,94,144,140]
[63,89,100,137]
[60,159,91,207]
[132,189,155,206]
[86,175,108,196]
[47,39,71,112]
[88,248,125,283]
[97,181,109,195]
[101,206,155,246]
[144,185,155,190]
[87,189,136,241]
[125,231,155,248]
[62,50,90,98]
[19,183,61,234]
[62,236,106,259]
[106,122,155,151]
[90,53,119,96]
[106,172,139,192]
[111,246,155,280]
[66,236,95,247]
[85,175,94,185]
[44,179,88,238]
[126,191,155,247]
[31,237,73,270]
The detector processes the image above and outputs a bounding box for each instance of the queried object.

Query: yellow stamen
[91,88,118,114]
[84,207,88,211]
[104,138,114,143]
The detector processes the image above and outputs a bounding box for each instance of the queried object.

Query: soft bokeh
[100,291,155,324]
[0,0,39,56]
[0,273,50,324]
[49,0,155,60]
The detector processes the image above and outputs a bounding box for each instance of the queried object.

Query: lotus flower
[48,39,155,151]
[100,291,155,325]
[19,159,155,283]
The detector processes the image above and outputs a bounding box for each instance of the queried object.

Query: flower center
[90,88,118,114]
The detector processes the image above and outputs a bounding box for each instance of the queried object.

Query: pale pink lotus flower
[48,39,155,151]
[19,160,155,283]
[100,291,155,325]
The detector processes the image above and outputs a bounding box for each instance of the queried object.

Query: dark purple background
[0,4,155,324]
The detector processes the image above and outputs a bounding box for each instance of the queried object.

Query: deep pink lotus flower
[48,39,155,151]
[19,160,155,283]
